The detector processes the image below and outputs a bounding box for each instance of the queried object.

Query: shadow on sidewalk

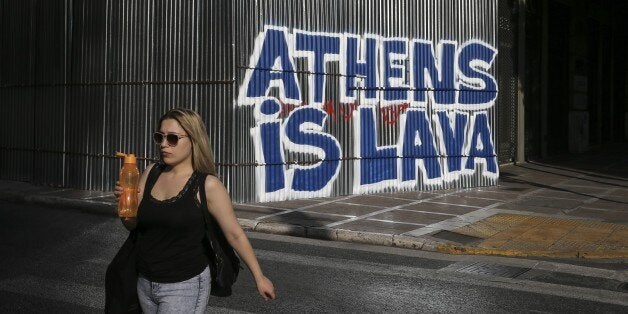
[500,175,627,205]
[498,144,628,204]
[526,143,628,181]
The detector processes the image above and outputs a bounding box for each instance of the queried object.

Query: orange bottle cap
[115,151,137,164]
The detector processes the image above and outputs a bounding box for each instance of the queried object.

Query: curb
[437,244,628,260]
[239,218,441,252]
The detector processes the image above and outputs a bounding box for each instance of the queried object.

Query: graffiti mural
[238,25,498,202]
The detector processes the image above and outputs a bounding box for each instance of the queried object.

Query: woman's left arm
[204,176,276,301]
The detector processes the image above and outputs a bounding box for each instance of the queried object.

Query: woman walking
[109,108,275,313]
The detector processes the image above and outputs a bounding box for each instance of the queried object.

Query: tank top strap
[144,163,165,195]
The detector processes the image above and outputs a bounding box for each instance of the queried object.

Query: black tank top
[136,164,209,283]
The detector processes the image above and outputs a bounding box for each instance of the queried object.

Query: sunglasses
[153,132,188,147]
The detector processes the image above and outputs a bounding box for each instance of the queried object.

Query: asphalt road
[0,201,626,313]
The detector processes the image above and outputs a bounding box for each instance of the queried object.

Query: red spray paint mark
[380,103,410,125]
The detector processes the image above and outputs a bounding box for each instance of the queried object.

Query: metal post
[609,3,615,142]
[516,0,526,163]
[597,26,603,145]
[540,0,548,158]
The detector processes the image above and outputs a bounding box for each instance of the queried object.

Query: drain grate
[431,230,483,245]
[456,262,530,278]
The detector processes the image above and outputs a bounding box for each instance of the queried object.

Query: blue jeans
[137,266,210,313]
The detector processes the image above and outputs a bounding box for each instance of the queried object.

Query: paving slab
[456,190,521,201]
[304,202,382,217]
[259,211,347,228]
[340,195,416,207]
[428,195,500,207]
[568,208,628,223]
[495,203,569,215]
[261,199,322,209]
[332,219,420,235]
[511,197,584,210]
[232,204,285,220]
[581,199,628,211]
[400,202,477,215]
[379,190,446,201]
[369,209,450,225]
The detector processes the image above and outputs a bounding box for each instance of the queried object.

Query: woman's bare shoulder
[203,175,230,197]
[145,162,156,172]
[140,163,157,178]
[204,174,224,188]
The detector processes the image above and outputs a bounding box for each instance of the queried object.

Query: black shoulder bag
[197,173,242,297]
[104,230,140,313]
[105,163,162,313]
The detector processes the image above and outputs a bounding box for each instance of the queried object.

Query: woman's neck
[165,162,194,177]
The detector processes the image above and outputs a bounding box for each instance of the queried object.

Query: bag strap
[197,172,211,223]
[197,174,241,257]
[197,173,231,240]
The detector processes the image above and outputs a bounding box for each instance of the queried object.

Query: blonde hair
[159,108,216,175]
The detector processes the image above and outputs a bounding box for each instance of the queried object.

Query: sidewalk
[1,147,627,260]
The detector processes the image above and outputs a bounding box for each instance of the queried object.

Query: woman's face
[158,118,193,167]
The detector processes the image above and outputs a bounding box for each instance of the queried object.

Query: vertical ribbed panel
[1,0,500,203]
[1,0,234,192]
[0,1,35,182]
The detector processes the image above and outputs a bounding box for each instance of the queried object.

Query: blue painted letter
[247,28,301,102]
[344,36,379,100]
[400,109,441,181]
[465,112,497,174]
[284,107,341,191]
[436,111,468,172]
[382,39,409,102]
[458,42,498,105]
[412,41,456,105]
[358,107,397,185]
[295,32,340,105]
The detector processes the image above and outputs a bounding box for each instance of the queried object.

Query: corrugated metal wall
[233,0,500,202]
[1,0,501,203]
[1,0,234,191]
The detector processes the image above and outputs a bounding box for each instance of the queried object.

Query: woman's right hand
[115,181,141,231]
[114,181,123,201]
[256,275,276,301]
[114,181,141,201]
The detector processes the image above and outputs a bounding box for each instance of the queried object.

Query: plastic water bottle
[116,152,140,218]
